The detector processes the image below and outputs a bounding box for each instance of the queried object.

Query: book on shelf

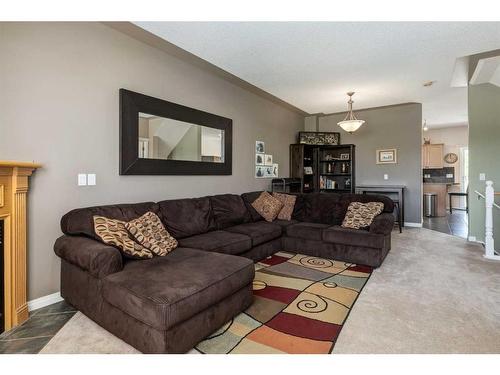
[319,176,337,190]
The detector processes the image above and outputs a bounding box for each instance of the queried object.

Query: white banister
[474,181,500,261]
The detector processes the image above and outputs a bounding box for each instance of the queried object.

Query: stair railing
[474,180,500,260]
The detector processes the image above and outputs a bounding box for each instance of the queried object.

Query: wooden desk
[355,185,405,227]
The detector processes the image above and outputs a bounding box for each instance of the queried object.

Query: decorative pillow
[251,191,284,222]
[93,216,153,259]
[341,202,384,230]
[125,211,178,256]
[272,192,297,221]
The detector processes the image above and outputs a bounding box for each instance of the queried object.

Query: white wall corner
[27,292,63,312]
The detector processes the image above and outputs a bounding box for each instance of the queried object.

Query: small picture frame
[340,153,350,160]
[271,163,278,178]
[255,153,264,165]
[304,166,313,175]
[264,154,273,166]
[256,141,265,154]
[255,165,266,178]
[376,148,397,164]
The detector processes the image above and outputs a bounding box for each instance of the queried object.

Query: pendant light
[337,92,365,133]
[423,120,429,131]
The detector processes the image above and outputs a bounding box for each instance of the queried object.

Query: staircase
[474,181,500,260]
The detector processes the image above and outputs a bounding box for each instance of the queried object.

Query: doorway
[422,127,469,239]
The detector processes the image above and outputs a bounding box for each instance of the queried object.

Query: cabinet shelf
[290,143,355,193]
[320,173,351,177]
[320,159,350,163]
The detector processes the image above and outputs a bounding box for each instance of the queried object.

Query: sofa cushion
[125,212,178,256]
[61,202,155,240]
[322,226,385,249]
[224,222,282,246]
[240,191,264,222]
[301,193,345,225]
[273,192,297,221]
[93,216,153,259]
[285,222,330,241]
[156,197,215,239]
[273,219,299,228]
[251,192,283,222]
[210,194,251,229]
[102,248,254,331]
[341,202,384,229]
[178,230,252,255]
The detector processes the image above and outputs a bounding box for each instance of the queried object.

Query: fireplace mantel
[0,160,41,331]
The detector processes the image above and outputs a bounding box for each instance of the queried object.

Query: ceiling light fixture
[337,92,365,133]
[423,120,429,131]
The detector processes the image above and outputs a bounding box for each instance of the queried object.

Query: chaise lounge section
[54,191,394,353]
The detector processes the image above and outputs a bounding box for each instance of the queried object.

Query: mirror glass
[138,112,224,163]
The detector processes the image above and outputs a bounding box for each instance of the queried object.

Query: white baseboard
[27,292,63,311]
[468,236,485,245]
[405,222,423,228]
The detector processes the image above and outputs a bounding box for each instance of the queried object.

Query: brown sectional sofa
[54,192,394,353]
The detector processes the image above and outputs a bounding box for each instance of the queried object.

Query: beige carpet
[40,228,500,354]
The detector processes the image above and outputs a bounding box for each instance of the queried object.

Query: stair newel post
[484,180,495,258]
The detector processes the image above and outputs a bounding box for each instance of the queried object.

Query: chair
[393,200,402,233]
[448,187,468,214]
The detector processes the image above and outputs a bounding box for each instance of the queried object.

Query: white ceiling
[135,22,500,129]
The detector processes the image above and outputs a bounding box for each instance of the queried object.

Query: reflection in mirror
[138,112,224,163]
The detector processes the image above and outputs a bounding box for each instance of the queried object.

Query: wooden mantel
[0,161,41,330]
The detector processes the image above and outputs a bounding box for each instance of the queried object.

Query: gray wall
[468,51,500,241]
[0,22,304,300]
[314,103,422,224]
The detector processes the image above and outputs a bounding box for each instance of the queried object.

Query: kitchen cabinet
[422,144,444,168]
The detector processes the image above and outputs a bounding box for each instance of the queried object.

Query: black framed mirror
[120,89,232,175]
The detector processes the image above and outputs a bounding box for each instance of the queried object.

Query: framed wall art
[376,148,397,164]
[298,131,340,146]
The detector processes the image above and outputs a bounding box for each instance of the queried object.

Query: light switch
[78,174,87,186]
[480,173,486,181]
[87,174,96,186]
[384,174,389,180]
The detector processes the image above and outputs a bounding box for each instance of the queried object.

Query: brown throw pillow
[93,216,153,259]
[342,202,384,230]
[272,193,297,221]
[251,191,283,222]
[125,211,178,256]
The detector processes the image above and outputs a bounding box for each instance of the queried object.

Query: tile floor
[0,300,76,354]
[422,210,468,239]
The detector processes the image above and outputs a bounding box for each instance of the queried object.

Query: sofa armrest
[54,235,123,278]
[369,213,395,235]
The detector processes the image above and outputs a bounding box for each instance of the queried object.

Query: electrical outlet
[480,173,486,181]
[78,174,87,186]
[87,174,96,186]
[384,174,389,180]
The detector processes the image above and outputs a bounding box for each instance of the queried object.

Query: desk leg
[400,189,404,228]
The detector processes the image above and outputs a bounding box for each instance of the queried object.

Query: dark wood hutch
[290,144,355,193]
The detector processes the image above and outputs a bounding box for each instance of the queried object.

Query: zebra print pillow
[341,202,384,230]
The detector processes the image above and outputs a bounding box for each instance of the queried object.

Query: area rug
[194,251,372,354]
[40,251,372,354]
